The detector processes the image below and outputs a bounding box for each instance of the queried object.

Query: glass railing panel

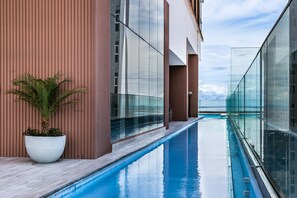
[238,79,245,136]
[244,54,261,155]
[262,7,290,196]
[138,95,151,134]
[264,11,290,132]
[227,2,297,196]
[229,93,236,120]
[111,94,164,142]
[231,89,236,125]
[234,86,239,127]
[230,47,259,95]
[261,43,266,161]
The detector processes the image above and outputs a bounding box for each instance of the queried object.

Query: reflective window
[158,53,164,127]
[110,0,164,142]
[158,0,164,53]
[149,47,158,130]
[140,0,150,43]
[127,30,139,96]
[139,40,150,134]
[150,0,158,49]
[128,0,140,34]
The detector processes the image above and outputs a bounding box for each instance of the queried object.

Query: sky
[199,0,288,101]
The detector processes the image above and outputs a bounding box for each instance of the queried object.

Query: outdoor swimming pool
[78,123,200,197]
[51,116,261,197]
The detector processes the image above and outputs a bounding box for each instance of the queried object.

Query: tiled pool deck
[0,117,209,198]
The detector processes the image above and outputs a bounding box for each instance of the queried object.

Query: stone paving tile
[0,118,201,198]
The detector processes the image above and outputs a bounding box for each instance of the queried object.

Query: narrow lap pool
[51,117,234,197]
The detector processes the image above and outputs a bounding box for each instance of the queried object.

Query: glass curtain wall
[227,0,297,196]
[110,0,164,142]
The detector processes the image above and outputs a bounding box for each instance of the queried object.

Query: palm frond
[6,89,41,108]
[7,73,87,132]
[50,88,86,113]
[11,74,40,96]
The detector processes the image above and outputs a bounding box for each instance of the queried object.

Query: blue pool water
[228,120,263,198]
[52,116,263,198]
[58,123,202,197]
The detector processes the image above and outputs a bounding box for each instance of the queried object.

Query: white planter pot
[25,135,66,163]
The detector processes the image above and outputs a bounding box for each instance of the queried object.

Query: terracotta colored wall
[0,0,111,158]
[93,0,112,157]
[169,66,188,121]
[164,1,170,129]
[188,54,198,117]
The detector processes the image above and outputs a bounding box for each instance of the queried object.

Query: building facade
[0,0,202,159]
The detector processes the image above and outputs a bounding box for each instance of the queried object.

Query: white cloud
[199,81,227,100]
[203,0,286,24]
[199,0,288,100]
[201,0,287,46]
[200,83,227,95]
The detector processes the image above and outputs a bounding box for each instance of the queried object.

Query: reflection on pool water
[53,117,235,198]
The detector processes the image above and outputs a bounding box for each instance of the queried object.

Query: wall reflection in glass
[110,0,164,142]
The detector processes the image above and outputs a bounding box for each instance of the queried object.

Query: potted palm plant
[7,73,86,163]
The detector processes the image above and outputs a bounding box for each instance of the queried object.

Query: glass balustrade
[227,0,297,196]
